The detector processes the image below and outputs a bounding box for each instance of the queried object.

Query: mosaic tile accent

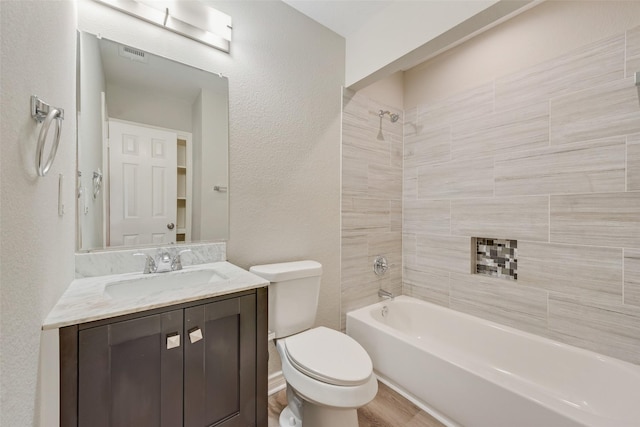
[474,238,517,280]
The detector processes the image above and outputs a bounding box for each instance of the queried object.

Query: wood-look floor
[268,381,445,427]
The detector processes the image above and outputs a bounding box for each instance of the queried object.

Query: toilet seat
[282,327,373,386]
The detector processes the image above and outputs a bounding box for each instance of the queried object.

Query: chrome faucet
[155,250,174,273]
[171,249,192,271]
[133,253,157,274]
[133,249,192,274]
[378,289,394,301]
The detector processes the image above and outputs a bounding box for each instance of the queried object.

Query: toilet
[250,260,378,427]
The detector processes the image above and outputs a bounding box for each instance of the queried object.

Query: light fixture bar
[93,0,231,53]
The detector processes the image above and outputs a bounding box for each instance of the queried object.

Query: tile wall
[341,89,403,329]
[403,26,640,364]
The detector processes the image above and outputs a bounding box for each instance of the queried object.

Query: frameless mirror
[76,31,229,251]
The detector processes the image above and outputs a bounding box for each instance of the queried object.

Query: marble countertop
[43,262,269,330]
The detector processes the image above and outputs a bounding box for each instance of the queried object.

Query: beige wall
[0,0,344,423]
[0,1,78,426]
[405,0,640,108]
[402,1,640,364]
[358,71,404,110]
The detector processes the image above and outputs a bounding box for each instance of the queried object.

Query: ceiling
[281,0,539,89]
[281,0,394,37]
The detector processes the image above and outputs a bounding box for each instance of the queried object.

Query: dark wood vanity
[59,288,267,427]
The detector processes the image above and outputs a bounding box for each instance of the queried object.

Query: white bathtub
[346,296,640,427]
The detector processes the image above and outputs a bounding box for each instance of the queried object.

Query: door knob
[188,327,203,344]
[167,222,175,230]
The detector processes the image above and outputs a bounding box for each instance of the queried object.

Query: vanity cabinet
[60,288,267,427]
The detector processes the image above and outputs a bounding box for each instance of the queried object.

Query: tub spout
[378,289,394,300]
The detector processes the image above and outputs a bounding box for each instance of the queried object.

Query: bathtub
[346,296,640,427]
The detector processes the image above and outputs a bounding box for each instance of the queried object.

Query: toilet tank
[249,260,322,339]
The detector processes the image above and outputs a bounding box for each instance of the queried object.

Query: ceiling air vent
[119,45,148,63]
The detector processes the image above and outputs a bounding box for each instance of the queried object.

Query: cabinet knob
[188,327,203,344]
[166,333,180,350]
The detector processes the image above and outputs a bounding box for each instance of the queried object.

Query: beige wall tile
[495,137,626,196]
[343,89,403,137]
[368,231,402,259]
[627,133,640,191]
[403,233,417,269]
[343,125,393,168]
[450,273,549,336]
[403,199,450,235]
[404,125,451,168]
[624,249,640,307]
[550,77,640,145]
[403,107,418,138]
[495,34,624,111]
[451,102,549,161]
[451,196,549,241]
[342,198,390,235]
[390,135,403,169]
[550,192,640,248]
[343,89,369,128]
[342,146,368,197]
[368,163,402,201]
[626,25,640,79]
[418,157,494,200]
[341,234,369,287]
[548,294,640,364]
[416,234,471,274]
[417,82,494,126]
[403,267,450,307]
[390,200,402,233]
[403,167,418,201]
[518,241,623,303]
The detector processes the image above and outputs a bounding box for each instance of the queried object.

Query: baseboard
[268,370,286,396]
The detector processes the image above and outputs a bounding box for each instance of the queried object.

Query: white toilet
[250,260,378,427]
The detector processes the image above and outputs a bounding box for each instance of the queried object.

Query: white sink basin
[104,268,228,300]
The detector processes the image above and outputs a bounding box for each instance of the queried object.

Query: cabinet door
[184,295,257,427]
[78,310,183,427]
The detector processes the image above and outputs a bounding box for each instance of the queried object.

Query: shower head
[379,110,400,123]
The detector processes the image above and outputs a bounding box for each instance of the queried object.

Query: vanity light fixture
[93,0,232,53]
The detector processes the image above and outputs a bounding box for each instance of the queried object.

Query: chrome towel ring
[31,95,64,177]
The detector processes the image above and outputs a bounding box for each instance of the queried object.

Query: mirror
[76,31,229,251]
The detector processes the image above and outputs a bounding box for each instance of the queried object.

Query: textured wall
[79,0,344,382]
[0,1,78,426]
[341,89,403,329]
[403,17,640,364]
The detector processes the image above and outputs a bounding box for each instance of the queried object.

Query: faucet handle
[171,249,192,271]
[157,249,172,262]
[134,253,157,274]
[373,255,394,276]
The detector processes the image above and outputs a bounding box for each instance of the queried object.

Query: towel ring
[31,95,64,177]
[36,108,63,176]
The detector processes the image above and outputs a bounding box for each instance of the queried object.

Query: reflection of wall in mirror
[194,89,228,241]
[79,31,106,250]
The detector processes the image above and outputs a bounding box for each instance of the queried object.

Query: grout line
[622,248,626,305]
[626,134,629,192]
[624,29,628,79]
[548,195,551,243]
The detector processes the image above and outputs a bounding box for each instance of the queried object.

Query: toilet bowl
[249,261,377,427]
[277,327,378,426]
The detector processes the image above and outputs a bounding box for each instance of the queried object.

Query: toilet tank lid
[249,260,322,282]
